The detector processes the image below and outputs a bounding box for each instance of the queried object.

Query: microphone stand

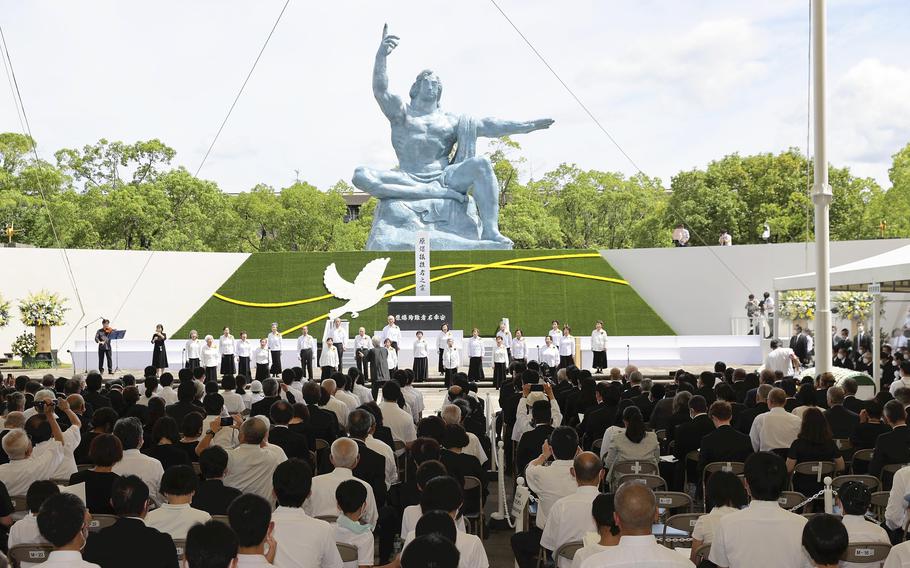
[82,317,103,374]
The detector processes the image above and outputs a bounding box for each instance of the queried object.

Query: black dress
[152,333,168,369]
[69,470,119,514]
[787,438,839,496]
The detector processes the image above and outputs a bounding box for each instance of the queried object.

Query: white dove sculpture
[324,257,395,320]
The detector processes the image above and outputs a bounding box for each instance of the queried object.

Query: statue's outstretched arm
[477,117,555,138]
[373,24,406,122]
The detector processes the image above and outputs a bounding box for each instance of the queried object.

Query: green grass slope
[175,250,673,338]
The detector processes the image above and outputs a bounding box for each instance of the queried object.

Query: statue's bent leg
[447,157,512,244]
[353,166,464,201]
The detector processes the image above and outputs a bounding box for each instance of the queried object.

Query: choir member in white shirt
[185,330,202,370]
[443,338,460,387]
[253,339,270,381]
[296,326,317,380]
[541,335,560,377]
[437,323,453,376]
[548,320,563,345]
[353,326,373,384]
[384,338,398,372]
[218,327,236,376]
[382,315,401,351]
[559,326,575,369]
[202,336,221,383]
[413,331,429,382]
[492,335,508,388]
[467,328,485,382]
[496,321,513,363]
[236,331,252,377]
[590,321,608,374]
[511,329,527,364]
[267,323,283,377]
[320,338,339,381]
[330,318,348,372]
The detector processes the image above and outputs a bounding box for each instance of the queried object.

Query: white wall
[0,248,249,363]
[601,239,910,335]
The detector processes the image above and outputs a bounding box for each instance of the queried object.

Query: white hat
[250,380,263,393]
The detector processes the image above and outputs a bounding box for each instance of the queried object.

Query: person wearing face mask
[35,492,98,567]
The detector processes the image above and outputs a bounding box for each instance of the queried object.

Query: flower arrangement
[18,290,69,327]
[0,294,9,328]
[11,332,37,358]
[779,290,816,321]
[832,292,880,321]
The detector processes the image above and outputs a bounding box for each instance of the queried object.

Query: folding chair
[76,463,94,472]
[791,461,837,492]
[831,475,879,492]
[616,474,666,492]
[463,475,484,539]
[9,496,26,513]
[316,515,337,523]
[661,513,703,549]
[870,491,890,522]
[701,462,745,505]
[851,449,874,475]
[211,515,230,526]
[777,491,807,510]
[173,539,186,561]
[881,463,908,491]
[555,541,584,563]
[8,544,53,566]
[840,542,892,564]
[88,514,118,532]
[693,543,712,565]
[654,491,692,522]
[192,462,202,477]
[337,543,359,563]
[49,479,70,487]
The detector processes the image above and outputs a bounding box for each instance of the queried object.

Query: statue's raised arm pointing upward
[352,24,554,251]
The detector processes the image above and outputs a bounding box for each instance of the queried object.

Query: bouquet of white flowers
[18,290,69,326]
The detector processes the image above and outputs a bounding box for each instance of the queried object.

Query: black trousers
[98,349,112,373]
[511,526,543,568]
[335,344,345,372]
[355,348,370,383]
[299,349,314,380]
[438,348,445,374]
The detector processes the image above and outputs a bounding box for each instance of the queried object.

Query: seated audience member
[665,390,693,441]
[541,452,602,568]
[35,493,95,567]
[690,471,749,562]
[334,479,374,568]
[268,400,310,461]
[346,410,388,509]
[145,464,211,540]
[143,417,192,471]
[604,406,659,486]
[401,534,459,568]
[441,403,488,466]
[178,413,204,463]
[569,494,621,568]
[836,481,890,566]
[802,514,849,568]
[736,383,771,434]
[74,407,118,465]
[400,460,466,537]
[165,381,203,427]
[26,396,82,478]
[870,401,910,482]
[698,401,753,483]
[305,438,378,527]
[83,475,178,568]
[348,408,397,489]
[440,424,487,501]
[709,452,808,568]
[191,446,241,516]
[513,382,562,446]
[793,383,821,419]
[227,494,278,566]
[578,482,691,568]
[270,458,343,568]
[8,481,58,567]
[403,484,489,568]
[515,400,554,477]
[196,416,287,502]
[320,379,349,428]
[185,520,238,568]
[787,407,845,496]
[300,382,341,445]
[824,386,860,440]
[250,379,284,419]
[111,417,164,505]
[672,395,714,489]
[851,402,890,454]
[0,403,66,495]
[378,382,417,447]
[750,387,801,452]
[68,434,121,514]
[220,376,245,415]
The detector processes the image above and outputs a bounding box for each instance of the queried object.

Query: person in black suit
[671,395,714,490]
[814,374,836,409]
[713,383,745,426]
[853,325,872,357]
[697,400,753,483]
[83,372,112,410]
[515,400,554,477]
[250,379,284,418]
[790,326,809,365]
[267,400,310,462]
[358,401,395,451]
[647,384,673,433]
[780,378,799,412]
[695,372,717,405]
[578,382,620,450]
[621,371,643,400]
[191,446,241,516]
[348,409,389,508]
[736,384,771,434]
[823,386,859,440]
[83,474,179,568]
[165,381,204,427]
[833,347,855,370]
[300,381,340,443]
[666,391,693,442]
[869,400,910,484]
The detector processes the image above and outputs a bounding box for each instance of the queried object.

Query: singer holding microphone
[95,319,115,375]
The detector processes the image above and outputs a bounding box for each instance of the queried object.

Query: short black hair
[549,426,579,460]
[838,481,872,516]
[744,452,787,501]
[270,400,293,425]
[85,372,103,391]
[178,381,197,402]
[199,446,229,479]
[273,458,313,508]
[705,471,748,510]
[531,400,551,425]
[37,493,86,547]
[381,381,402,403]
[111,474,150,516]
[26,480,60,514]
[414,509,456,542]
[442,424,469,449]
[161,464,199,497]
[159,372,174,387]
[591,493,619,536]
[203,393,224,416]
[181,412,205,438]
[802,514,848,565]
[401,534,459,568]
[416,459,448,489]
[227,493,272,548]
[91,407,119,433]
[186,520,238,568]
[420,475,462,513]
[335,479,367,514]
[689,395,707,414]
[885,400,907,424]
[152,416,180,444]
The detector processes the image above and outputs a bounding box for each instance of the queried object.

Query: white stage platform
[72,333,761,374]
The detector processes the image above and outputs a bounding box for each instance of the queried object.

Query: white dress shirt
[254,347,270,365]
[319,345,339,368]
[493,345,508,364]
[237,555,271,568]
[335,390,360,414]
[401,386,424,423]
[886,465,910,530]
[0,440,64,495]
[145,503,211,540]
[464,431,488,465]
[378,402,417,445]
[591,330,608,352]
[766,347,796,376]
[222,443,287,502]
[365,434,398,487]
[219,335,235,355]
[513,397,563,443]
[525,459,577,529]
[331,326,347,347]
[749,406,802,452]
[709,499,808,568]
[571,544,613,568]
[443,347,460,370]
[353,334,372,350]
[334,522,374,568]
[467,337,484,358]
[413,339,429,358]
[541,486,599,568]
[559,336,575,357]
[548,329,563,343]
[352,383,373,405]
[891,377,910,397]
[842,513,890,568]
[33,425,81,478]
[204,415,239,449]
[381,324,401,344]
[512,338,527,359]
[437,331,453,350]
[321,396,348,427]
[267,332,282,350]
[236,339,252,358]
[403,529,488,568]
[202,346,220,368]
[270,506,343,568]
[496,330,512,348]
[691,505,738,545]
[580,535,693,568]
[158,386,178,405]
[885,541,910,568]
[541,345,560,368]
[37,551,100,568]
[400,505,466,537]
[304,468,378,527]
[9,513,47,568]
[112,448,164,505]
[297,334,317,351]
[222,391,245,415]
[386,348,398,370]
[185,339,202,359]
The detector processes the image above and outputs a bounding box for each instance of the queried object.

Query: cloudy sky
[2,0,908,192]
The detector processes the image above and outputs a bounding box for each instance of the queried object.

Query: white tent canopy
[774,243,910,293]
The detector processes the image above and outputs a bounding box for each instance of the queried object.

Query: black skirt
[221,354,235,376]
[413,357,428,382]
[444,367,457,387]
[186,358,200,370]
[270,350,282,374]
[205,366,217,382]
[593,350,608,368]
[255,362,269,381]
[560,355,575,369]
[468,356,484,381]
[152,341,168,369]
[238,356,251,378]
[493,362,506,387]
